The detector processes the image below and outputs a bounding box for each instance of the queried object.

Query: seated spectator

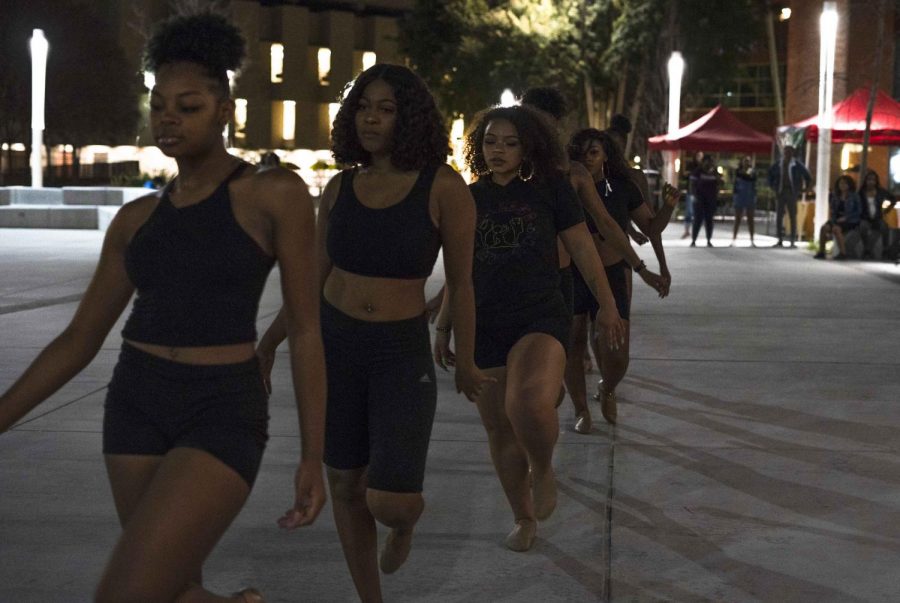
[815,175,860,260]
[259,151,281,168]
[858,170,895,258]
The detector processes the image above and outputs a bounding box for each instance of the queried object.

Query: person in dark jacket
[815,175,860,259]
[767,145,813,247]
[858,170,895,258]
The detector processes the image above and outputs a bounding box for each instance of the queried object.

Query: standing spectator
[814,175,860,260]
[731,156,757,246]
[682,151,703,239]
[858,170,895,258]
[690,155,722,247]
[767,145,812,248]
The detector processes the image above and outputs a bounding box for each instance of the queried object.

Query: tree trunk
[615,71,628,115]
[858,0,886,181]
[625,58,649,159]
[583,70,597,128]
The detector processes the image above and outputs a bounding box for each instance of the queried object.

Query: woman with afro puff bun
[0,12,326,602]
[259,63,492,602]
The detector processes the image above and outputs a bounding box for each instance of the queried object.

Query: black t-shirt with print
[598,176,644,233]
[471,175,584,316]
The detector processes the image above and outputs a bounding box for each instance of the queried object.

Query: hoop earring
[518,159,534,181]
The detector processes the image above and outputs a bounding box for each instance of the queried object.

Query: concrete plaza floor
[1,223,899,602]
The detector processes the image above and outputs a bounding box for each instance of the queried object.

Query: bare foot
[233,588,266,603]
[574,410,592,434]
[380,528,413,574]
[601,389,618,424]
[505,518,537,552]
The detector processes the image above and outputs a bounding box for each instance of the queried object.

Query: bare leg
[834,227,847,256]
[596,320,631,424]
[562,313,592,433]
[97,449,252,603]
[747,208,756,243]
[732,207,744,242]
[505,334,567,521]
[368,489,424,575]
[474,368,536,550]
[327,467,382,603]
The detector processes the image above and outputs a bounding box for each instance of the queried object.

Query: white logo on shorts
[419,373,433,383]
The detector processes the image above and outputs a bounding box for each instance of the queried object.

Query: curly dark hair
[143,12,245,98]
[567,128,631,181]
[834,174,856,193]
[521,87,568,121]
[331,64,449,170]
[464,105,565,183]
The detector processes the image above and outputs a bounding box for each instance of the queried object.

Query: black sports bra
[326,165,442,279]
[122,162,275,346]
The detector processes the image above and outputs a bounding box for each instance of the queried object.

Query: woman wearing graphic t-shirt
[434,105,624,553]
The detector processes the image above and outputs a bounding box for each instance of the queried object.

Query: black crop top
[326,164,442,279]
[122,163,275,346]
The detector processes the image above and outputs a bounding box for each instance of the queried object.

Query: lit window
[282,100,296,141]
[235,98,248,140]
[328,103,340,127]
[779,8,791,21]
[143,71,155,90]
[271,43,284,83]
[362,51,376,71]
[318,48,331,86]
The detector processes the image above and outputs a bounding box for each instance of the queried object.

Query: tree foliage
[0,0,141,149]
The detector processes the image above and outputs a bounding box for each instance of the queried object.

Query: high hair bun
[143,12,245,77]
[609,114,632,135]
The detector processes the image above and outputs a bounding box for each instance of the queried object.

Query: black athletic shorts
[475,293,572,369]
[572,261,631,321]
[103,343,269,487]
[321,298,437,493]
[605,260,631,321]
[559,264,574,319]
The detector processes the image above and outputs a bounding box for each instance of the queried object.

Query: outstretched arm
[569,162,663,294]
[560,222,625,349]
[434,167,494,400]
[267,170,327,529]
[0,204,137,432]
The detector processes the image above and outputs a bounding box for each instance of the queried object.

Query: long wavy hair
[463,105,565,183]
[331,64,449,170]
[567,128,631,181]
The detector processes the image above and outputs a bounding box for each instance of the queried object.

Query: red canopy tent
[648,104,773,154]
[784,88,900,145]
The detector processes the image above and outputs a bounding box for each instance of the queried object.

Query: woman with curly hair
[0,12,324,602]
[568,128,676,425]
[259,63,490,602]
[433,105,620,552]
[520,88,667,434]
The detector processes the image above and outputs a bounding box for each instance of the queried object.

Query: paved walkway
[1,224,899,602]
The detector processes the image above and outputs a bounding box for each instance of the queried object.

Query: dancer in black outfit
[434,106,620,552]
[0,13,325,602]
[259,64,490,603]
[568,129,676,425]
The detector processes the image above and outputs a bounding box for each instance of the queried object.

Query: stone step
[0,205,122,230]
[0,188,64,205]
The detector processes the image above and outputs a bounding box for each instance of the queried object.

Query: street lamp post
[666,52,684,187]
[30,29,49,188]
[814,2,838,238]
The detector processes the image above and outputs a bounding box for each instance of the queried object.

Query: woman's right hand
[433,330,456,371]
[256,344,276,395]
[596,305,625,350]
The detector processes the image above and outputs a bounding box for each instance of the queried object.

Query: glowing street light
[665,51,685,186]
[30,29,48,188]
[814,2,838,237]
